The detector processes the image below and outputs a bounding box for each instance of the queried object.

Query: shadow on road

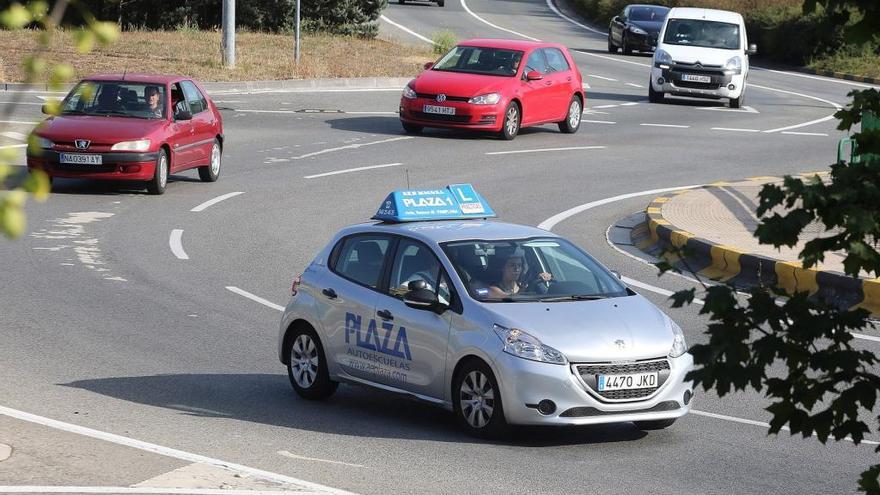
[63,373,649,446]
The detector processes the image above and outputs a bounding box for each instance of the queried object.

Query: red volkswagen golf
[399,39,585,140]
[27,74,223,195]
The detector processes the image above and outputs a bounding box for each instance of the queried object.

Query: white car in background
[649,7,757,108]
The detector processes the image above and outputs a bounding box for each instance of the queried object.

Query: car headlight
[493,324,566,365]
[723,56,742,74]
[629,25,647,35]
[654,49,672,69]
[34,136,54,149]
[668,319,687,358]
[110,139,151,152]
[468,93,501,105]
[402,85,417,100]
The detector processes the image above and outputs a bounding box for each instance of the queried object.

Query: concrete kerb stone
[642,184,878,315]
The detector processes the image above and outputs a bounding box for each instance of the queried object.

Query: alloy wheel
[459,370,495,428]
[158,153,168,189]
[568,99,581,128]
[210,143,221,175]
[505,106,518,136]
[291,334,319,388]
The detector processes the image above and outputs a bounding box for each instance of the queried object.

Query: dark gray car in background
[608,4,670,54]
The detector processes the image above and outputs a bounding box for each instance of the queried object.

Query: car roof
[83,73,188,85]
[339,220,560,245]
[457,38,564,51]
[666,7,743,24]
[628,4,670,10]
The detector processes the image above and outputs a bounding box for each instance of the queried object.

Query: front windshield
[60,81,167,119]
[662,19,740,50]
[629,6,668,22]
[442,238,628,302]
[432,46,524,77]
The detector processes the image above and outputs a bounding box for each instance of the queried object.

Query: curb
[636,179,880,315]
[793,67,880,86]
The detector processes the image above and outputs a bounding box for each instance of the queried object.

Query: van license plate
[598,372,659,391]
[60,153,102,165]
[681,74,712,84]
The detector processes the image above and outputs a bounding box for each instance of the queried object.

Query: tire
[729,93,744,109]
[146,148,168,195]
[398,0,404,4]
[499,101,520,141]
[453,359,508,438]
[437,0,445,5]
[648,81,664,103]
[287,326,338,400]
[558,95,581,134]
[401,121,423,134]
[633,418,677,430]
[198,139,221,182]
[607,32,617,53]
[622,34,632,55]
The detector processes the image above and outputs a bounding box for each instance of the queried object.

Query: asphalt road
[2,0,879,493]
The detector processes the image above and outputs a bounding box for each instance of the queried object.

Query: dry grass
[0,29,436,83]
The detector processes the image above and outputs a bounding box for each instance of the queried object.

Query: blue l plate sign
[372,183,496,222]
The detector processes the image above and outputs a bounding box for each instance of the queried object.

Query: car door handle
[377,309,393,321]
[321,288,337,299]
[545,81,552,86]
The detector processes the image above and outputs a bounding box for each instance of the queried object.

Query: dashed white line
[711,127,761,133]
[486,146,605,156]
[225,286,285,312]
[0,119,38,124]
[573,49,651,68]
[781,131,829,137]
[304,162,402,179]
[625,83,644,88]
[0,131,27,140]
[460,0,540,41]
[592,104,618,109]
[620,102,640,106]
[640,123,690,128]
[0,143,27,149]
[0,488,299,494]
[293,136,413,160]
[380,14,436,45]
[691,409,880,445]
[278,451,367,468]
[169,229,189,260]
[582,119,616,124]
[190,191,245,212]
[588,74,618,82]
[853,332,880,343]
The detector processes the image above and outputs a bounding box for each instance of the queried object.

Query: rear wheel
[634,418,677,430]
[437,0,445,5]
[198,139,221,182]
[607,32,617,53]
[401,121,423,134]
[453,359,508,438]
[729,92,744,109]
[499,102,520,141]
[648,81,664,103]
[146,148,168,195]
[558,95,581,134]
[287,326,338,400]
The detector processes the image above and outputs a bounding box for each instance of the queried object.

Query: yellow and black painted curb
[795,67,880,86]
[634,180,880,315]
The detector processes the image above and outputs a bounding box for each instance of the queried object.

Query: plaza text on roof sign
[372,183,496,222]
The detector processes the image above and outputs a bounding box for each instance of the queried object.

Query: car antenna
[405,168,410,189]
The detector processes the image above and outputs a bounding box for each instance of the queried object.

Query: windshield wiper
[94,110,136,118]
[538,294,608,302]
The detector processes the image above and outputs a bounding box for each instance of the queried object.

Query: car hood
[631,20,664,34]
[414,70,509,98]
[485,294,674,362]
[37,115,164,142]
[657,44,739,66]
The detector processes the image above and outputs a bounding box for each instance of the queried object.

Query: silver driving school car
[278,184,694,437]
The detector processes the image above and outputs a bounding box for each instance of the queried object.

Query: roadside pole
[295,0,301,65]
[222,0,235,68]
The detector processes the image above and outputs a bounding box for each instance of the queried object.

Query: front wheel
[634,418,677,430]
[729,92,744,109]
[453,359,508,438]
[607,32,617,53]
[648,81,664,103]
[622,34,632,55]
[437,0,445,5]
[287,326,338,400]
[146,148,168,195]
[401,121,423,134]
[558,95,581,134]
[198,139,221,182]
[499,102,520,141]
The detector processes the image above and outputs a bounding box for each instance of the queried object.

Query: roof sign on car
[372,183,496,222]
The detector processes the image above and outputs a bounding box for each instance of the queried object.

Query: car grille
[675,80,722,90]
[574,358,671,401]
[559,400,680,417]
[415,93,470,102]
[411,111,471,123]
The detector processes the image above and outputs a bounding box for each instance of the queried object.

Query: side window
[543,48,570,73]
[389,239,441,298]
[524,49,548,75]
[181,80,206,114]
[170,83,189,116]
[331,235,392,288]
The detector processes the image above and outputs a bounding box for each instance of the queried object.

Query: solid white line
[587,74,618,82]
[304,162,402,179]
[781,131,829,137]
[0,489,301,495]
[691,409,880,445]
[225,286,285,312]
[620,102,640,106]
[582,119,616,124]
[625,83,644,88]
[640,123,690,128]
[0,101,43,105]
[0,119,38,124]
[750,83,841,133]
[853,333,880,343]
[538,184,702,231]
[573,49,652,68]
[460,0,540,41]
[752,66,877,89]
[0,405,355,495]
[169,229,189,260]
[622,276,706,305]
[190,191,245,212]
[344,111,399,115]
[592,104,618,109]
[278,451,366,468]
[380,14,436,45]
[485,146,605,156]
[544,0,606,35]
[293,136,412,160]
[711,127,761,133]
[0,143,27,149]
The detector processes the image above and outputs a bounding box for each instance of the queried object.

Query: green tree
[0,1,118,238]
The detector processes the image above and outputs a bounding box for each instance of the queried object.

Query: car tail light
[291,274,302,296]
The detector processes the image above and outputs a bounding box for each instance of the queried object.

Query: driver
[488,248,552,298]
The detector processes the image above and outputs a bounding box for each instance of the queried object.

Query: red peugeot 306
[27,74,223,195]
[399,39,585,140]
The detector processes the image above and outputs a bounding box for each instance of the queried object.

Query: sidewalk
[632,174,880,314]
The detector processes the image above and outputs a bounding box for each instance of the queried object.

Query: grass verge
[809,47,880,80]
[0,29,435,82]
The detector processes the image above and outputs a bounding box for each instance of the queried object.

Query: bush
[431,29,456,55]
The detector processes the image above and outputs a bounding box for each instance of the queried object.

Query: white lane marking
[623,276,705,305]
[0,488,300,494]
[0,143,27,149]
[278,451,367,468]
[588,74,618,82]
[640,123,690,128]
[169,229,189,260]
[752,66,878,89]
[304,162,402,179]
[0,90,67,94]
[0,131,27,140]
[711,127,761,133]
[620,102,640,106]
[582,82,591,89]
[750,83,842,133]
[592,104,618,109]
[380,14,436,45]
[538,184,702,231]
[460,0,540,41]
[573,48,651,68]
[544,0,606,34]
[221,88,402,97]
[781,131,829,137]
[190,191,245,212]
[293,136,413,160]
[485,146,605,156]
[0,119,39,124]
[582,119,616,124]
[853,333,880,343]
[691,409,880,445]
[225,286,285,312]
[625,83,644,88]
[0,405,355,495]
[698,105,759,113]
[345,111,399,115]
[0,101,43,106]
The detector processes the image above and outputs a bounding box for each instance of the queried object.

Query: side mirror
[175,110,193,121]
[747,44,757,56]
[403,280,447,314]
[526,70,544,81]
[424,61,434,70]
